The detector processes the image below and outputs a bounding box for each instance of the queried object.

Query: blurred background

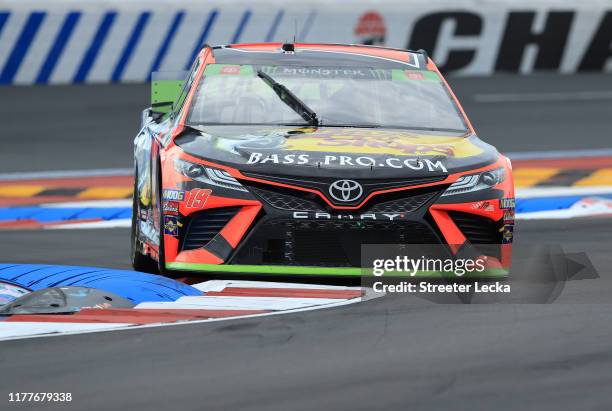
[1,0,611,172]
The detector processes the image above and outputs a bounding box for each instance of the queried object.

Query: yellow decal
[283,129,482,158]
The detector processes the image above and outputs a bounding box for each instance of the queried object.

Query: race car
[131,43,514,277]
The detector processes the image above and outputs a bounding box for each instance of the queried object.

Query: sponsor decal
[501,224,514,244]
[246,152,448,172]
[405,10,612,74]
[329,180,363,202]
[283,130,481,157]
[163,200,179,215]
[185,188,212,209]
[471,201,494,212]
[217,129,480,159]
[499,198,515,209]
[293,211,408,221]
[503,209,515,222]
[162,189,185,201]
[405,71,425,80]
[220,65,241,75]
[164,216,178,236]
[263,66,388,79]
[139,220,159,245]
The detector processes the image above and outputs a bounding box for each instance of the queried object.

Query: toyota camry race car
[131,43,515,277]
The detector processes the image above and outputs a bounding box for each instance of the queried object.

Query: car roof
[210,43,430,70]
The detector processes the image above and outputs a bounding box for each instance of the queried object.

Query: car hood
[174,125,499,179]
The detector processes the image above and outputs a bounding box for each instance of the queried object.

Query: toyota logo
[328,180,363,202]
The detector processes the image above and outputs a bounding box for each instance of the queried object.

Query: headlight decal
[174,158,248,192]
[441,167,506,197]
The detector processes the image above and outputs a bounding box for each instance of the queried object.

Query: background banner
[0,0,610,84]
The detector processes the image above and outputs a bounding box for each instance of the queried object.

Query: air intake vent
[449,212,501,244]
[182,207,240,251]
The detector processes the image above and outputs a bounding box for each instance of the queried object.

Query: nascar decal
[162,189,185,201]
[185,189,212,209]
[164,216,179,236]
[246,152,447,172]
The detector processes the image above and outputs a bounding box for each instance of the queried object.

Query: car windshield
[187,64,468,132]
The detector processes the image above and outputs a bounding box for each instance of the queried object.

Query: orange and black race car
[131,43,514,277]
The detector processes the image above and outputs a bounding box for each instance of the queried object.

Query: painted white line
[474,90,612,103]
[0,168,133,181]
[506,148,612,160]
[516,186,612,199]
[0,322,134,340]
[193,280,361,292]
[46,219,132,230]
[136,296,341,311]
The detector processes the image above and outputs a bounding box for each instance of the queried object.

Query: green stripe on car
[166,262,508,278]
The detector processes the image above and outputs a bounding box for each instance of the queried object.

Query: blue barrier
[516,194,612,213]
[0,207,131,223]
[0,264,202,304]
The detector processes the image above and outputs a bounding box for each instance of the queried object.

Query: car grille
[246,182,441,213]
[242,172,446,206]
[181,207,240,251]
[248,186,324,212]
[232,219,441,267]
[367,191,438,213]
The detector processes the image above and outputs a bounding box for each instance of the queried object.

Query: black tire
[130,169,159,274]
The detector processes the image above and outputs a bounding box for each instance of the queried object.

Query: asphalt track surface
[2,74,612,410]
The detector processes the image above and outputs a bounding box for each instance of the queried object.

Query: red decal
[405,71,424,80]
[471,201,494,212]
[220,66,241,75]
[354,11,386,45]
[185,189,212,209]
[163,200,179,215]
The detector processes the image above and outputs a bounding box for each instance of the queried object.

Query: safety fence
[0,0,610,84]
